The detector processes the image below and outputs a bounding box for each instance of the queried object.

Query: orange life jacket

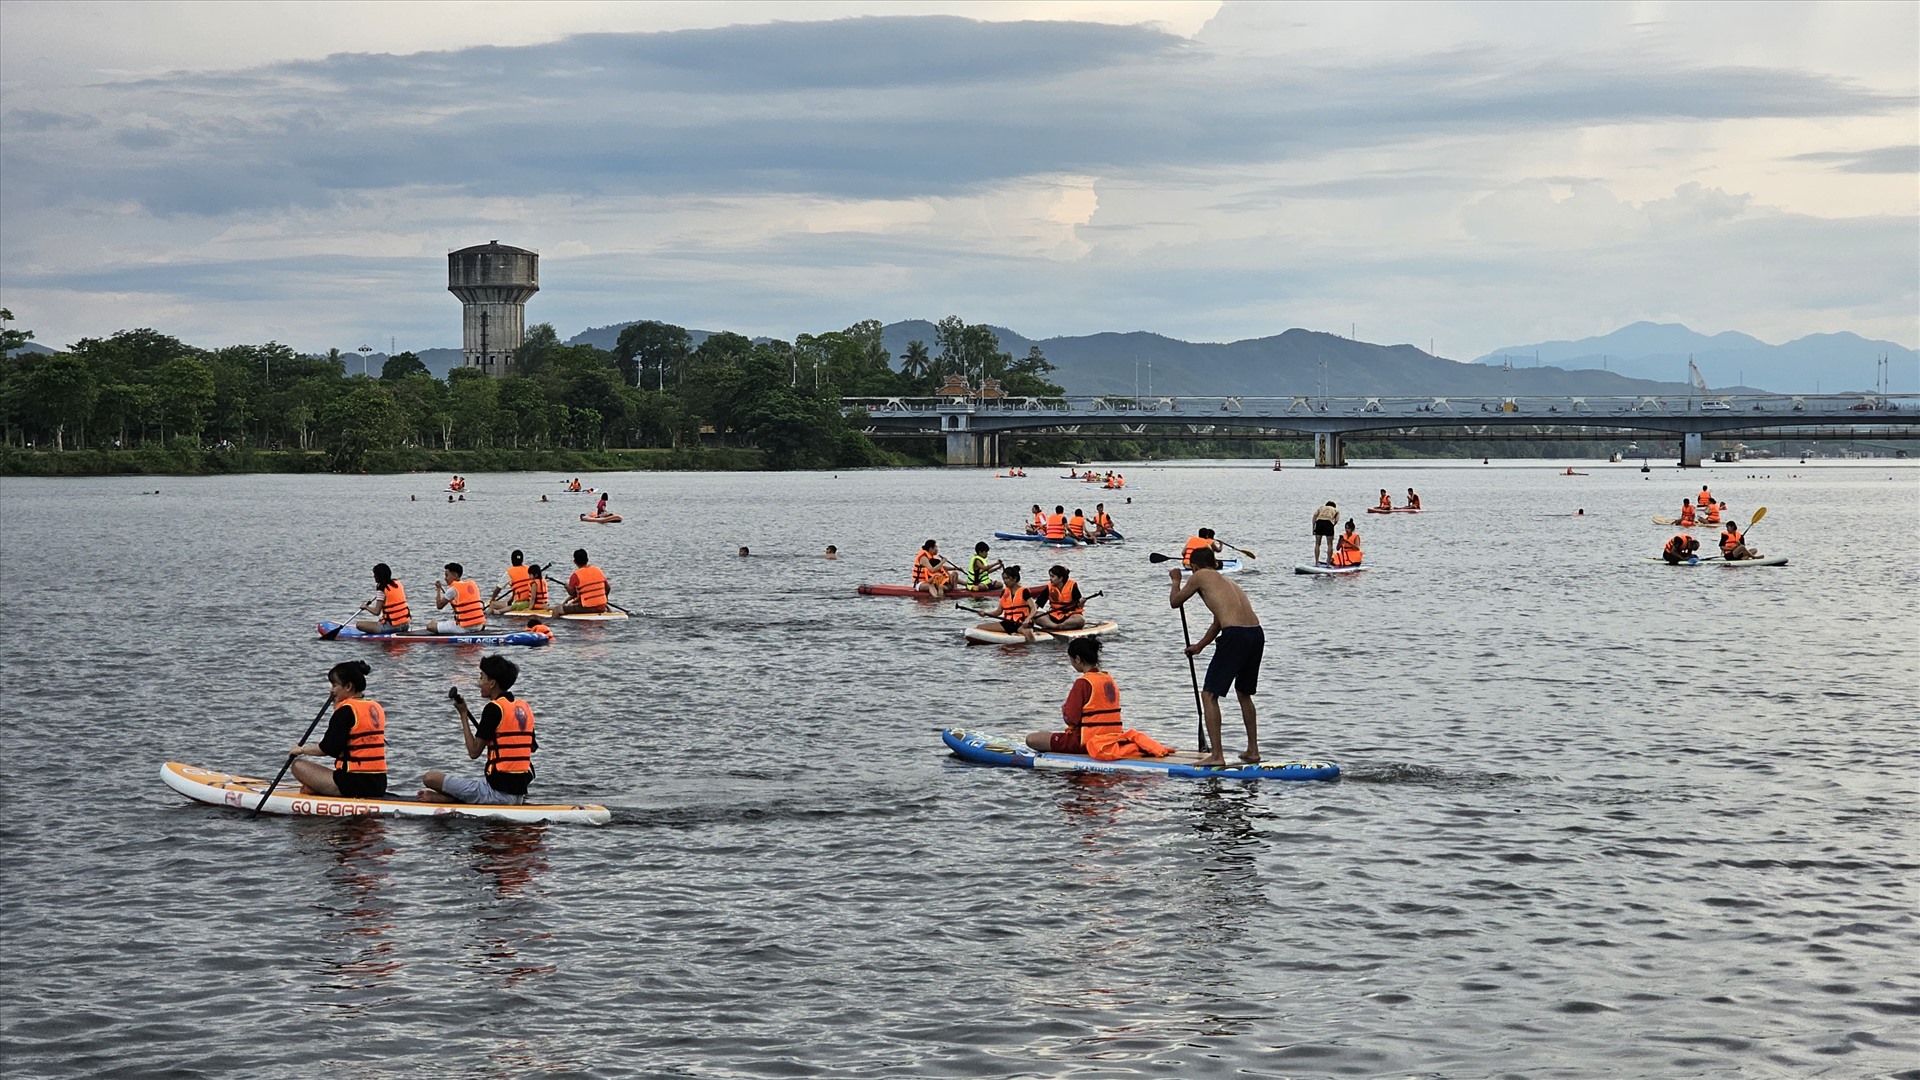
[506,564,533,602]
[570,565,608,609]
[1031,510,1046,531]
[913,551,949,585]
[337,697,387,774]
[1182,536,1212,565]
[1699,489,1712,508]
[1094,511,1113,531]
[998,585,1032,622]
[1704,503,1721,524]
[1664,535,1692,559]
[530,576,549,609]
[449,578,485,626]
[1407,494,1421,510]
[527,623,553,642]
[1047,578,1084,618]
[486,695,536,777]
[1719,527,1742,553]
[1679,503,1696,525]
[1332,532,1363,567]
[1068,514,1087,538]
[1071,671,1122,733]
[378,581,409,627]
[1045,513,1067,540]
[1379,493,1392,509]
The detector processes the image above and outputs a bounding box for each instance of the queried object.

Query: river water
[2,459,1916,1079]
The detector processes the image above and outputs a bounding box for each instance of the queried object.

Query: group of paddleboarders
[351,549,613,635]
[1660,484,1765,562]
[286,655,542,806]
[1376,488,1421,511]
[1065,469,1126,488]
[1305,507,1363,568]
[1023,503,1119,542]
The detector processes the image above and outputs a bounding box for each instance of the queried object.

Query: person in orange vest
[1703,500,1722,525]
[912,539,956,598]
[1405,488,1422,510]
[420,653,539,806]
[1032,564,1088,632]
[1067,508,1089,540]
[1719,520,1760,561]
[1044,505,1070,542]
[488,550,538,614]
[1378,489,1392,511]
[430,562,489,633]
[1025,637,1173,760]
[1170,547,1264,767]
[1092,503,1117,539]
[1027,504,1046,534]
[563,548,611,614]
[973,565,1044,643]
[1678,498,1696,526]
[1183,527,1223,567]
[287,660,387,799]
[355,562,411,634]
[1330,520,1363,567]
[1662,534,1701,564]
[1698,485,1713,510]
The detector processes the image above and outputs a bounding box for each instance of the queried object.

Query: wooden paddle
[1218,540,1256,560]
[253,696,333,817]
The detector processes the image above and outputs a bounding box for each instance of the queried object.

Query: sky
[2,0,1915,361]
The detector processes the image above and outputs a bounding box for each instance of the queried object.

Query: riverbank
[0,445,765,476]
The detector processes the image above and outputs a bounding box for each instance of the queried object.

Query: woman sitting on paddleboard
[288,660,387,799]
[355,563,410,634]
[1032,565,1088,632]
[1025,637,1171,761]
[420,654,537,806]
[1329,520,1363,568]
[974,565,1044,643]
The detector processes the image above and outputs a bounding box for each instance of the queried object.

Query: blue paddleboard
[942,727,1338,781]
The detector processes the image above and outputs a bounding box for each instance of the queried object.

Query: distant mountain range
[1473,322,1916,394]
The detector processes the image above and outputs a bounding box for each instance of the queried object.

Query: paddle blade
[1749,506,1767,525]
[1148,552,1173,563]
[1238,548,1257,560]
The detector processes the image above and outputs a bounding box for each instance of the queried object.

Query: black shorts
[1204,625,1265,697]
[999,619,1024,633]
[333,769,388,799]
[1313,520,1335,537]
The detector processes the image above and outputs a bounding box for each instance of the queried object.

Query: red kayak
[857,584,997,598]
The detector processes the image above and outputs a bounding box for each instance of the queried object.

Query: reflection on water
[463,824,556,989]
[311,817,401,1001]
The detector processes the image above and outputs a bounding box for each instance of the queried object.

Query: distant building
[448,241,538,376]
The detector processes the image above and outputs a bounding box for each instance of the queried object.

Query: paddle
[253,696,333,817]
[537,573,635,616]
[1218,540,1257,560]
[318,601,373,641]
[1177,602,1209,753]
[1727,505,1768,559]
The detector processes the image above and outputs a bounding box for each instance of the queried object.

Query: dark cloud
[4,16,1912,218]
[3,108,99,132]
[1790,145,1919,174]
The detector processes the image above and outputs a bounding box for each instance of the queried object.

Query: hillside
[1473,321,1917,394]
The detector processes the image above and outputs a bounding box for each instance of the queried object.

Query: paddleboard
[857,584,997,598]
[1295,563,1366,575]
[963,620,1120,645]
[941,728,1339,782]
[317,621,551,647]
[1640,555,1786,567]
[991,531,1120,545]
[1652,516,1712,527]
[1365,507,1423,514]
[1560,471,1589,476]
[580,513,622,524]
[160,762,609,824]
[560,610,629,621]
[495,606,554,618]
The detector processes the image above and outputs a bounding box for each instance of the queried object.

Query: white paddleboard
[964,620,1120,645]
[160,762,610,824]
[560,610,629,621]
[1295,563,1366,575]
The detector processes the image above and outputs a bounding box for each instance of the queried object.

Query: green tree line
[0,310,1062,471]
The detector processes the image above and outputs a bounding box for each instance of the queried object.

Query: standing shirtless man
[1169,547,1263,767]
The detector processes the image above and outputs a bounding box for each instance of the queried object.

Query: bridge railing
[843,393,1915,418]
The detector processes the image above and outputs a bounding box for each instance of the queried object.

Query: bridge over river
[843,392,1920,466]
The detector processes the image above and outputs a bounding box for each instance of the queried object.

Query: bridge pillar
[1678,432,1703,468]
[938,404,999,466]
[1314,432,1347,467]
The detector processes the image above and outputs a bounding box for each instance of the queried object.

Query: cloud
[1791,145,1920,174]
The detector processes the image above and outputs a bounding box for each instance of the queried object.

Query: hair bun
[350,660,371,678]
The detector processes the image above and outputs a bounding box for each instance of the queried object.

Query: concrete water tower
[448,241,539,376]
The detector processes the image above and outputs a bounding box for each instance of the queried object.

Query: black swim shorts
[1203,625,1264,697]
[1313,519,1335,537]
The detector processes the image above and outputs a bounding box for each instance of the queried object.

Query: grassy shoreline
[0,446,765,477]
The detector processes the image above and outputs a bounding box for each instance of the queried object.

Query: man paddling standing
[1170,547,1262,768]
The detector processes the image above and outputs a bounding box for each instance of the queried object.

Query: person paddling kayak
[288,660,387,799]
[420,653,538,806]
[1169,548,1263,768]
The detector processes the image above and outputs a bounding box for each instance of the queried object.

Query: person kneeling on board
[1662,534,1701,564]
[1032,564,1088,632]
[1719,521,1761,562]
[1329,521,1363,568]
[962,542,1003,592]
[419,654,537,806]
[562,548,611,614]
[355,563,411,634]
[975,565,1045,643]
[430,563,489,634]
[1026,637,1172,760]
[913,539,955,599]
[288,660,387,799]
[488,549,538,614]
[1170,548,1264,767]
